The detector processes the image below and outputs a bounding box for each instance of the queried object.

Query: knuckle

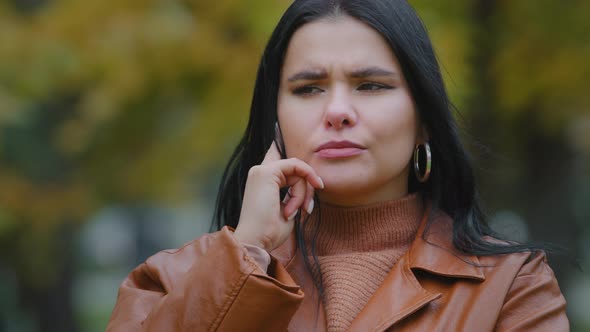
[260,233,274,250]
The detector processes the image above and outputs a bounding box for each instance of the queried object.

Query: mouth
[314,140,367,159]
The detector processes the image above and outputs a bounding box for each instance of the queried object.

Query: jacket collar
[407,208,485,281]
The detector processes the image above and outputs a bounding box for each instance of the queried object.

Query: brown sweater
[303,193,422,332]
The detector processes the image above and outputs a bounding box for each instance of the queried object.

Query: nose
[323,91,357,130]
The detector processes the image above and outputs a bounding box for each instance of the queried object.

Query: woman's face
[277,15,422,206]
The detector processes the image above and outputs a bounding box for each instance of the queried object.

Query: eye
[357,82,393,91]
[292,85,323,96]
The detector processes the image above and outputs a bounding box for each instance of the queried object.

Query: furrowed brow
[349,67,399,79]
[287,69,328,82]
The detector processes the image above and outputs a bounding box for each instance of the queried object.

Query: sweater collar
[303,193,423,256]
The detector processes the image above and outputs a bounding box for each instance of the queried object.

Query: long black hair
[213,0,541,293]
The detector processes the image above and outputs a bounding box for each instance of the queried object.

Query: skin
[235,15,424,251]
[278,15,422,206]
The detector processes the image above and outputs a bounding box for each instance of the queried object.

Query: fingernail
[282,194,291,204]
[288,209,298,220]
[306,200,314,215]
[318,177,325,189]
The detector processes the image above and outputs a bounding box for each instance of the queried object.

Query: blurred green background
[0,0,588,331]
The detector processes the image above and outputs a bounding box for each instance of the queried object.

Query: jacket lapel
[347,255,441,332]
[348,209,486,331]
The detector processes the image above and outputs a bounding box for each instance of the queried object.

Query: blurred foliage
[0,0,287,209]
[491,0,590,130]
[0,0,588,331]
[0,1,290,330]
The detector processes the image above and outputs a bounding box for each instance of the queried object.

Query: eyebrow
[287,69,328,82]
[350,67,399,79]
[286,66,399,82]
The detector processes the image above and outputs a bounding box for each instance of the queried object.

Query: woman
[107,0,568,331]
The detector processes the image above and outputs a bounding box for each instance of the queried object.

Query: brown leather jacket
[107,212,569,331]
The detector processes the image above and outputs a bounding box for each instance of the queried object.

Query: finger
[274,158,324,190]
[283,178,306,220]
[261,141,281,165]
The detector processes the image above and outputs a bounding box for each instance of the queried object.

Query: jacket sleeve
[106,226,304,332]
[495,252,569,332]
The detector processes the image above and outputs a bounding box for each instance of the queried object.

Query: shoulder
[477,249,558,290]
[486,250,569,330]
[411,212,568,330]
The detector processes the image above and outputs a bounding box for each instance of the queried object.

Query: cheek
[373,101,418,164]
[277,99,313,159]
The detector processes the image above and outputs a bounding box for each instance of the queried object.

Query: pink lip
[315,140,366,159]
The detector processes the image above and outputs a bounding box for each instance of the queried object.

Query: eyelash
[292,83,393,96]
[292,85,322,96]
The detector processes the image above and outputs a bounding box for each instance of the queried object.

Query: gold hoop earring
[413,142,431,183]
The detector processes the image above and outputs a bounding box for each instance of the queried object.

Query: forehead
[282,16,399,74]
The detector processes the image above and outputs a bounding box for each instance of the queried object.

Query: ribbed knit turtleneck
[303,193,423,332]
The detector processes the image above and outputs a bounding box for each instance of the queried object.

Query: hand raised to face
[233,141,324,252]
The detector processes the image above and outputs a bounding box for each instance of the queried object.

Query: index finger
[261,141,281,165]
